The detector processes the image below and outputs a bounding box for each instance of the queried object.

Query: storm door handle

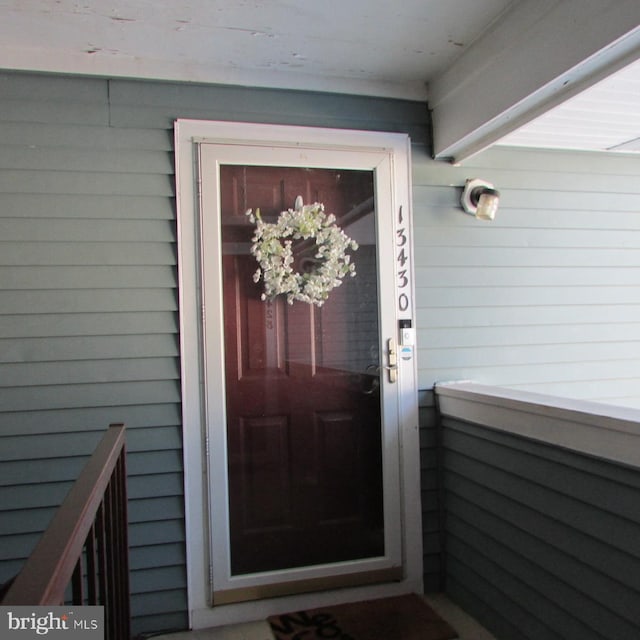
[385,338,398,383]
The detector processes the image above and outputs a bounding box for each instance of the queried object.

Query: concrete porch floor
[150,594,497,640]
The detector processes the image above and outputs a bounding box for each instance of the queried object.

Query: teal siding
[0,71,426,636]
[0,73,184,636]
[3,68,640,635]
[412,145,640,409]
[439,415,640,640]
[107,79,428,137]
[418,389,444,592]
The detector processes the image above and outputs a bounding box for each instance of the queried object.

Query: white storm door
[176,121,421,624]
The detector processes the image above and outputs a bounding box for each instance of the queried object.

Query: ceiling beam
[429,0,640,163]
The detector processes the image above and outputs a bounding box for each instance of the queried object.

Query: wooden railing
[2,424,131,640]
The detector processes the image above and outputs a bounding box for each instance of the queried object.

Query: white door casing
[175,120,422,629]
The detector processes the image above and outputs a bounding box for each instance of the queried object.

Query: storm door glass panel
[220,165,383,575]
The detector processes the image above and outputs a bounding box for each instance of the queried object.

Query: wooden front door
[220,165,383,576]
[197,140,407,604]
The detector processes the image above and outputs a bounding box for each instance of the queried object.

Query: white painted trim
[0,46,428,101]
[175,119,422,630]
[199,142,403,595]
[435,381,640,468]
[175,120,211,630]
[429,0,640,162]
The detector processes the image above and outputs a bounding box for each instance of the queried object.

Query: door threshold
[213,566,403,605]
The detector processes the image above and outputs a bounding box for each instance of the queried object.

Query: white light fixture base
[461,178,500,220]
[461,178,492,214]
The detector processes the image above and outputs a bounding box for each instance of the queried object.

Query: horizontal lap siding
[418,389,444,592]
[442,418,640,640]
[0,72,186,635]
[0,71,427,636]
[412,146,640,408]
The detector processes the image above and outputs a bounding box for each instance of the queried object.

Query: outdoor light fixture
[461,178,500,221]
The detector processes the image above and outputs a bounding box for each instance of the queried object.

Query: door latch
[385,337,398,383]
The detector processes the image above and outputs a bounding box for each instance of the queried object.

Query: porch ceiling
[0,0,514,101]
[1,0,639,159]
[497,57,640,155]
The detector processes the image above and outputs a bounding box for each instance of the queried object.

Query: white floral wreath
[246,198,358,306]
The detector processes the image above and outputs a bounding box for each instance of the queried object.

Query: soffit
[498,58,640,154]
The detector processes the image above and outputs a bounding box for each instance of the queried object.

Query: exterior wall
[412,146,640,409]
[435,383,640,640]
[418,389,444,593]
[2,69,639,635]
[0,71,426,635]
[0,73,187,634]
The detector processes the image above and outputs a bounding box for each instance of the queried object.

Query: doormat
[267,594,458,640]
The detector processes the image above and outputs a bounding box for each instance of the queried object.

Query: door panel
[220,165,384,577]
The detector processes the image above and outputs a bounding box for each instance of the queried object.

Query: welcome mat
[267,594,458,640]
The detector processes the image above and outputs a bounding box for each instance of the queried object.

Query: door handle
[385,338,398,383]
[361,364,381,395]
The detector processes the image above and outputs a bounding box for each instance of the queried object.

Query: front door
[178,122,421,620]
[220,164,385,580]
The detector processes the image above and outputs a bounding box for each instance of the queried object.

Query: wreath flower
[246,200,359,306]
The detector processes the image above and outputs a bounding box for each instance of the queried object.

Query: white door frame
[175,119,422,630]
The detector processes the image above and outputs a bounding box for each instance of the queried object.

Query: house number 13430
[396,205,410,313]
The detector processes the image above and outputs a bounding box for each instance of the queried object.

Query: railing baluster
[86,523,98,605]
[97,498,110,639]
[105,481,116,640]
[113,455,129,638]
[72,556,84,604]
